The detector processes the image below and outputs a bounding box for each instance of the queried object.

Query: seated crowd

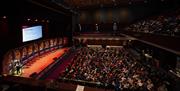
[61,47,170,91]
[125,10,180,37]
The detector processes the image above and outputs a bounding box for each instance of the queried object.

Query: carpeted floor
[21,48,69,77]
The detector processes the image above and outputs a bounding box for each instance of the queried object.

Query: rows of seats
[61,47,171,91]
[125,9,180,37]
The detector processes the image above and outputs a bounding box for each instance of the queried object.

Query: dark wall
[0,0,72,73]
[0,0,72,47]
[79,8,133,24]
[78,0,180,31]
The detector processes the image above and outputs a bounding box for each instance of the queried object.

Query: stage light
[3,16,6,19]
[35,19,38,22]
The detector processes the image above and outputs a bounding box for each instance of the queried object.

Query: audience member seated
[125,9,180,37]
[60,47,171,91]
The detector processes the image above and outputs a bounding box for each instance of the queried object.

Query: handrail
[59,77,102,85]
[58,77,114,89]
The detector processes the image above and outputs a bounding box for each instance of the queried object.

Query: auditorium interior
[0,0,180,91]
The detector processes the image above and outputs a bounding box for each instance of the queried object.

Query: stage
[21,48,69,77]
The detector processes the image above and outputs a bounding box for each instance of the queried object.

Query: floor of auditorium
[21,48,69,77]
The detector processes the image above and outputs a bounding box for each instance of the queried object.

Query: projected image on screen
[22,26,42,42]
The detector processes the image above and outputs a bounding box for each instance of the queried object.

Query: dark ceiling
[51,0,180,10]
[62,0,148,8]
[0,0,179,15]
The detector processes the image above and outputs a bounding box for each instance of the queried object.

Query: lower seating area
[60,47,174,91]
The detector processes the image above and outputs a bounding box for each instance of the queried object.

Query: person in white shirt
[95,24,99,32]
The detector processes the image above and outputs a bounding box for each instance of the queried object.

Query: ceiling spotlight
[3,16,6,19]
[27,18,30,21]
